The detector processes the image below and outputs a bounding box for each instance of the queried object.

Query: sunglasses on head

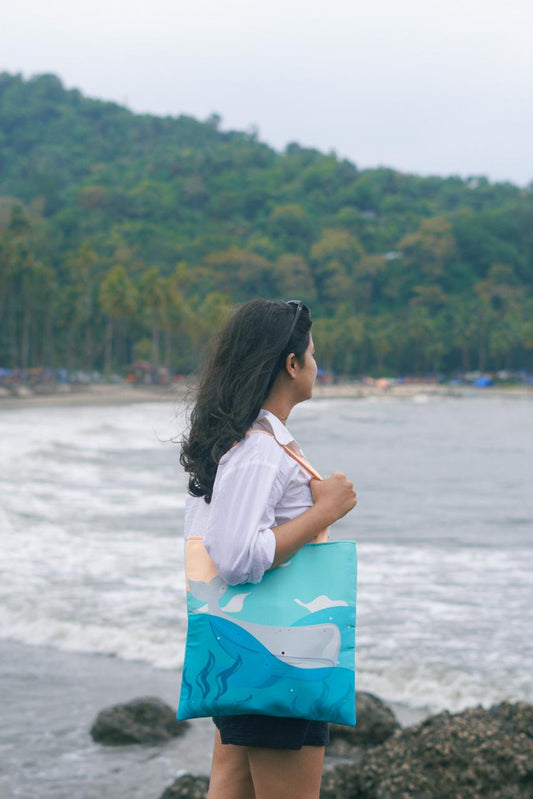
[282,300,308,352]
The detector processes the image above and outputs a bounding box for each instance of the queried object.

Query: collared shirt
[184,409,314,585]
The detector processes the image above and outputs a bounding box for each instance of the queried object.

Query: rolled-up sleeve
[204,451,283,585]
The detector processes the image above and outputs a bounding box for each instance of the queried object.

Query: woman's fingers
[311,472,357,520]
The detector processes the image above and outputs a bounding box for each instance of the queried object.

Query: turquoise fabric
[177,541,357,725]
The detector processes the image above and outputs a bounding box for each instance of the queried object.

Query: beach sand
[0,383,188,409]
[1,380,531,411]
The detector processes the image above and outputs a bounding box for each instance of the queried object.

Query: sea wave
[357,656,533,714]
[1,397,532,716]
[3,599,529,715]
[0,607,186,670]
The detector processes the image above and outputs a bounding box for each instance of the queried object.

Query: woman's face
[295,334,318,401]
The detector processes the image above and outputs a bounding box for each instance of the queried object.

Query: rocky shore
[320,700,533,798]
[90,694,533,798]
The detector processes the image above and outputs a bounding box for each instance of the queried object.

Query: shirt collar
[256,408,295,446]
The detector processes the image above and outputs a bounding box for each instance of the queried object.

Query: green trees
[202,248,275,299]
[1,71,532,378]
[273,254,317,303]
[310,230,364,311]
[62,241,99,370]
[99,265,137,373]
[138,266,167,366]
[268,204,314,253]
[0,205,57,369]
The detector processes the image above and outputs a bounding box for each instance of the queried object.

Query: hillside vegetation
[1,72,532,376]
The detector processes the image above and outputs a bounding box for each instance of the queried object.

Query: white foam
[357,656,533,714]
[0,607,186,670]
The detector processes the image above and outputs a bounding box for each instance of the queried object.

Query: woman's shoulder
[218,427,283,471]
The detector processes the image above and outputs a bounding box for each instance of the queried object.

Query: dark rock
[327,691,400,755]
[326,736,368,759]
[489,700,533,739]
[321,762,358,798]
[321,701,533,798]
[90,696,189,745]
[159,774,209,798]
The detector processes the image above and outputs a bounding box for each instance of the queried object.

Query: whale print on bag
[177,537,357,724]
[189,574,341,676]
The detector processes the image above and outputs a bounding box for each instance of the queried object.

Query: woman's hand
[310,472,357,524]
[271,472,357,567]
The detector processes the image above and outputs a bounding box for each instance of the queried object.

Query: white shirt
[184,409,314,585]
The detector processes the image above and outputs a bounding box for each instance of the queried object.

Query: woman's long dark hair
[180,298,312,502]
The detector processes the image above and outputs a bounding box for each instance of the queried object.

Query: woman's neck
[261,401,292,426]
[263,373,300,425]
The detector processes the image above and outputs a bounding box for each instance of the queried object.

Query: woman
[181,299,357,799]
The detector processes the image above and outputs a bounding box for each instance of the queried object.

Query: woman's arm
[271,472,357,567]
[205,436,356,583]
[204,441,284,585]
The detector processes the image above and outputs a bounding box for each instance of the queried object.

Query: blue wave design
[180,611,355,724]
[309,680,329,717]
[215,653,242,700]
[330,681,356,726]
[196,650,215,699]
[181,668,193,700]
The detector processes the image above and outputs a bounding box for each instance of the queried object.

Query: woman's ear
[284,352,297,378]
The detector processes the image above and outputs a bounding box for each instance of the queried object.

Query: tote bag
[177,439,357,726]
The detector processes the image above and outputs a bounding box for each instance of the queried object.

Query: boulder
[90,696,189,745]
[327,691,400,756]
[321,701,533,798]
[159,774,209,798]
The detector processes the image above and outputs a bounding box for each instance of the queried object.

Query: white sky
[2,0,533,184]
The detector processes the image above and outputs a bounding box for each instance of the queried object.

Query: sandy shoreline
[0,383,189,408]
[1,381,532,409]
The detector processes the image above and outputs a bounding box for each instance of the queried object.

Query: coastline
[0,382,189,409]
[0,380,532,410]
[0,639,212,799]
[0,639,427,798]
[3,637,528,799]
[2,394,531,796]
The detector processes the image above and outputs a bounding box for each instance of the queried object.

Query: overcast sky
[2,0,532,185]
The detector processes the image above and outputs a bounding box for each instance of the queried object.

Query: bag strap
[280,443,322,480]
[246,429,322,480]
[246,430,327,542]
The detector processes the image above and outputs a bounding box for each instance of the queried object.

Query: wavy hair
[180,298,312,502]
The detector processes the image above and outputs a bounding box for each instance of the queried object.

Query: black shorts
[213,714,329,750]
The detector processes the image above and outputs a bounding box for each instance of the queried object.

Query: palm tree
[99,265,137,373]
[138,266,167,366]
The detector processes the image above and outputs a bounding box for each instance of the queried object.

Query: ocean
[1,393,532,796]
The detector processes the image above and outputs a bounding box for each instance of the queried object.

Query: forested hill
[1,71,532,376]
